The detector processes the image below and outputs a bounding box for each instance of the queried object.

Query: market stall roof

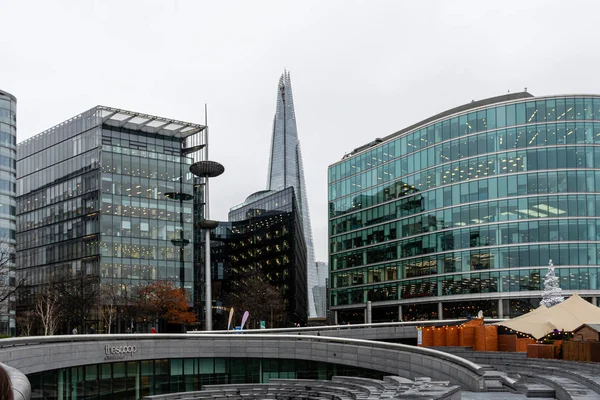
[494,294,600,339]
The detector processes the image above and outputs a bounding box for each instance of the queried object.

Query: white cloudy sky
[2,0,600,261]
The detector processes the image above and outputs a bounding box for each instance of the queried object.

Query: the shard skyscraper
[266,71,319,318]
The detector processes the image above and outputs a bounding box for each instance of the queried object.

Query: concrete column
[398,305,403,322]
[334,310,338,325]
[366,301,372,324]
[498,299,504,319]
[438,302,443,320]
[592,297,598,307]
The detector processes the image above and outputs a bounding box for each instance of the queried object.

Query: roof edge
[0,89,16,102]
[380,92,534,145]
[339,92,535,162]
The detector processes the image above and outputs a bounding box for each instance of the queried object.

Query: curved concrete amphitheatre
[0,333,487,392]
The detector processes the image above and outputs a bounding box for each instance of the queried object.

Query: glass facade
[209,187,308,327]
[0,90,16,336]
[313,261,328,318]
[27,357,381,400]
[266,71,318,317]
[328,94,600,320]
[16,107,203,330]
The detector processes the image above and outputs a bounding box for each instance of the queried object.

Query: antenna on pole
[204,103,208,126]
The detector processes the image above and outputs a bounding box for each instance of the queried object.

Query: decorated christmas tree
[540,259,564,307]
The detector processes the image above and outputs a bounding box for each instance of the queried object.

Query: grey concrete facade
[0,334,486,392]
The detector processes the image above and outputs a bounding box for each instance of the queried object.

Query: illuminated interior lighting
[533,204,566,215]
[528,109,538,122]
[518,209,547,218]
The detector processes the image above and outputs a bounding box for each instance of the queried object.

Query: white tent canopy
[494,294,600,339]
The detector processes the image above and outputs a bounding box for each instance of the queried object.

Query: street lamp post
[189,126,224,331]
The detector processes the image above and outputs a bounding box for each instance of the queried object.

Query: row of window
[0,108,15,125]
[333,241,597,282]
[17,216,192,254]
[16,215,97,252]
[17,238,99,269]
[333,222,599,271]
[330,97,600,182]
[333,232,600,287]
[22,259,193,288]
[330,122,600,194]
[102,127,187,155]
[99,241,193,262]
[331,194,599,252]
[331,191,598,237]
[18,128,99,177]
[229,188,296,222]
[101,146,193,182]
[331,267,599,305]
[17,194,98,233]
[0,124,16,147]
[17,171,98,214]
[18,259,84,287]
[100,262,193,282]
[330,168,600,219]
[101,174,193,200]
[330,143,600,204]
[17,108,99,160]
[28,358,361,400]
[18,149,99,196]
[101,216,192,241]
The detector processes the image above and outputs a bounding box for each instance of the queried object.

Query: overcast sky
[2,0,600,261]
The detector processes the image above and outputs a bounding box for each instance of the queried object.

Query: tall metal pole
[204,106,212,331]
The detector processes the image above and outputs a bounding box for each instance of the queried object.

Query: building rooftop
[96,106,206,139]
[20,105,206,147]
[344,91,534,159]
[18,105,207,160]
[0,89,16,101]
[575,323,600,333]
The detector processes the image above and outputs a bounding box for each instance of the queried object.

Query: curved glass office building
[0,90,16,335]
[328,92,600,322]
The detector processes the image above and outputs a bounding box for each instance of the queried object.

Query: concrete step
[516,370,599,400]
[483,380,506,392]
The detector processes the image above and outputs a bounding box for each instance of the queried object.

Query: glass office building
[208,187,308,328]
[16,106,204,330]
[328,93,600,322]
[266,71,318,317]
[0,90,17,336]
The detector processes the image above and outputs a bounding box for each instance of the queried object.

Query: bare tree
[0,240,24,308]
[99,283,119,333]
[53,270,100,333]
[35,290,61,336]
[16,310,37,336]
[222,273,286,329]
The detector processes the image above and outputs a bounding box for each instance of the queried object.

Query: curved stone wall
[0,334,486,391]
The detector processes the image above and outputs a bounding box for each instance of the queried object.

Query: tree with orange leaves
[135,280,196,328]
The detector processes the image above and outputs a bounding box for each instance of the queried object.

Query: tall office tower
[0,90,16,336]
[16,106,205,332]
[266,71,319,317]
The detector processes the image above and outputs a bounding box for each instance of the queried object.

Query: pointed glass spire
[266,71,319,318]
